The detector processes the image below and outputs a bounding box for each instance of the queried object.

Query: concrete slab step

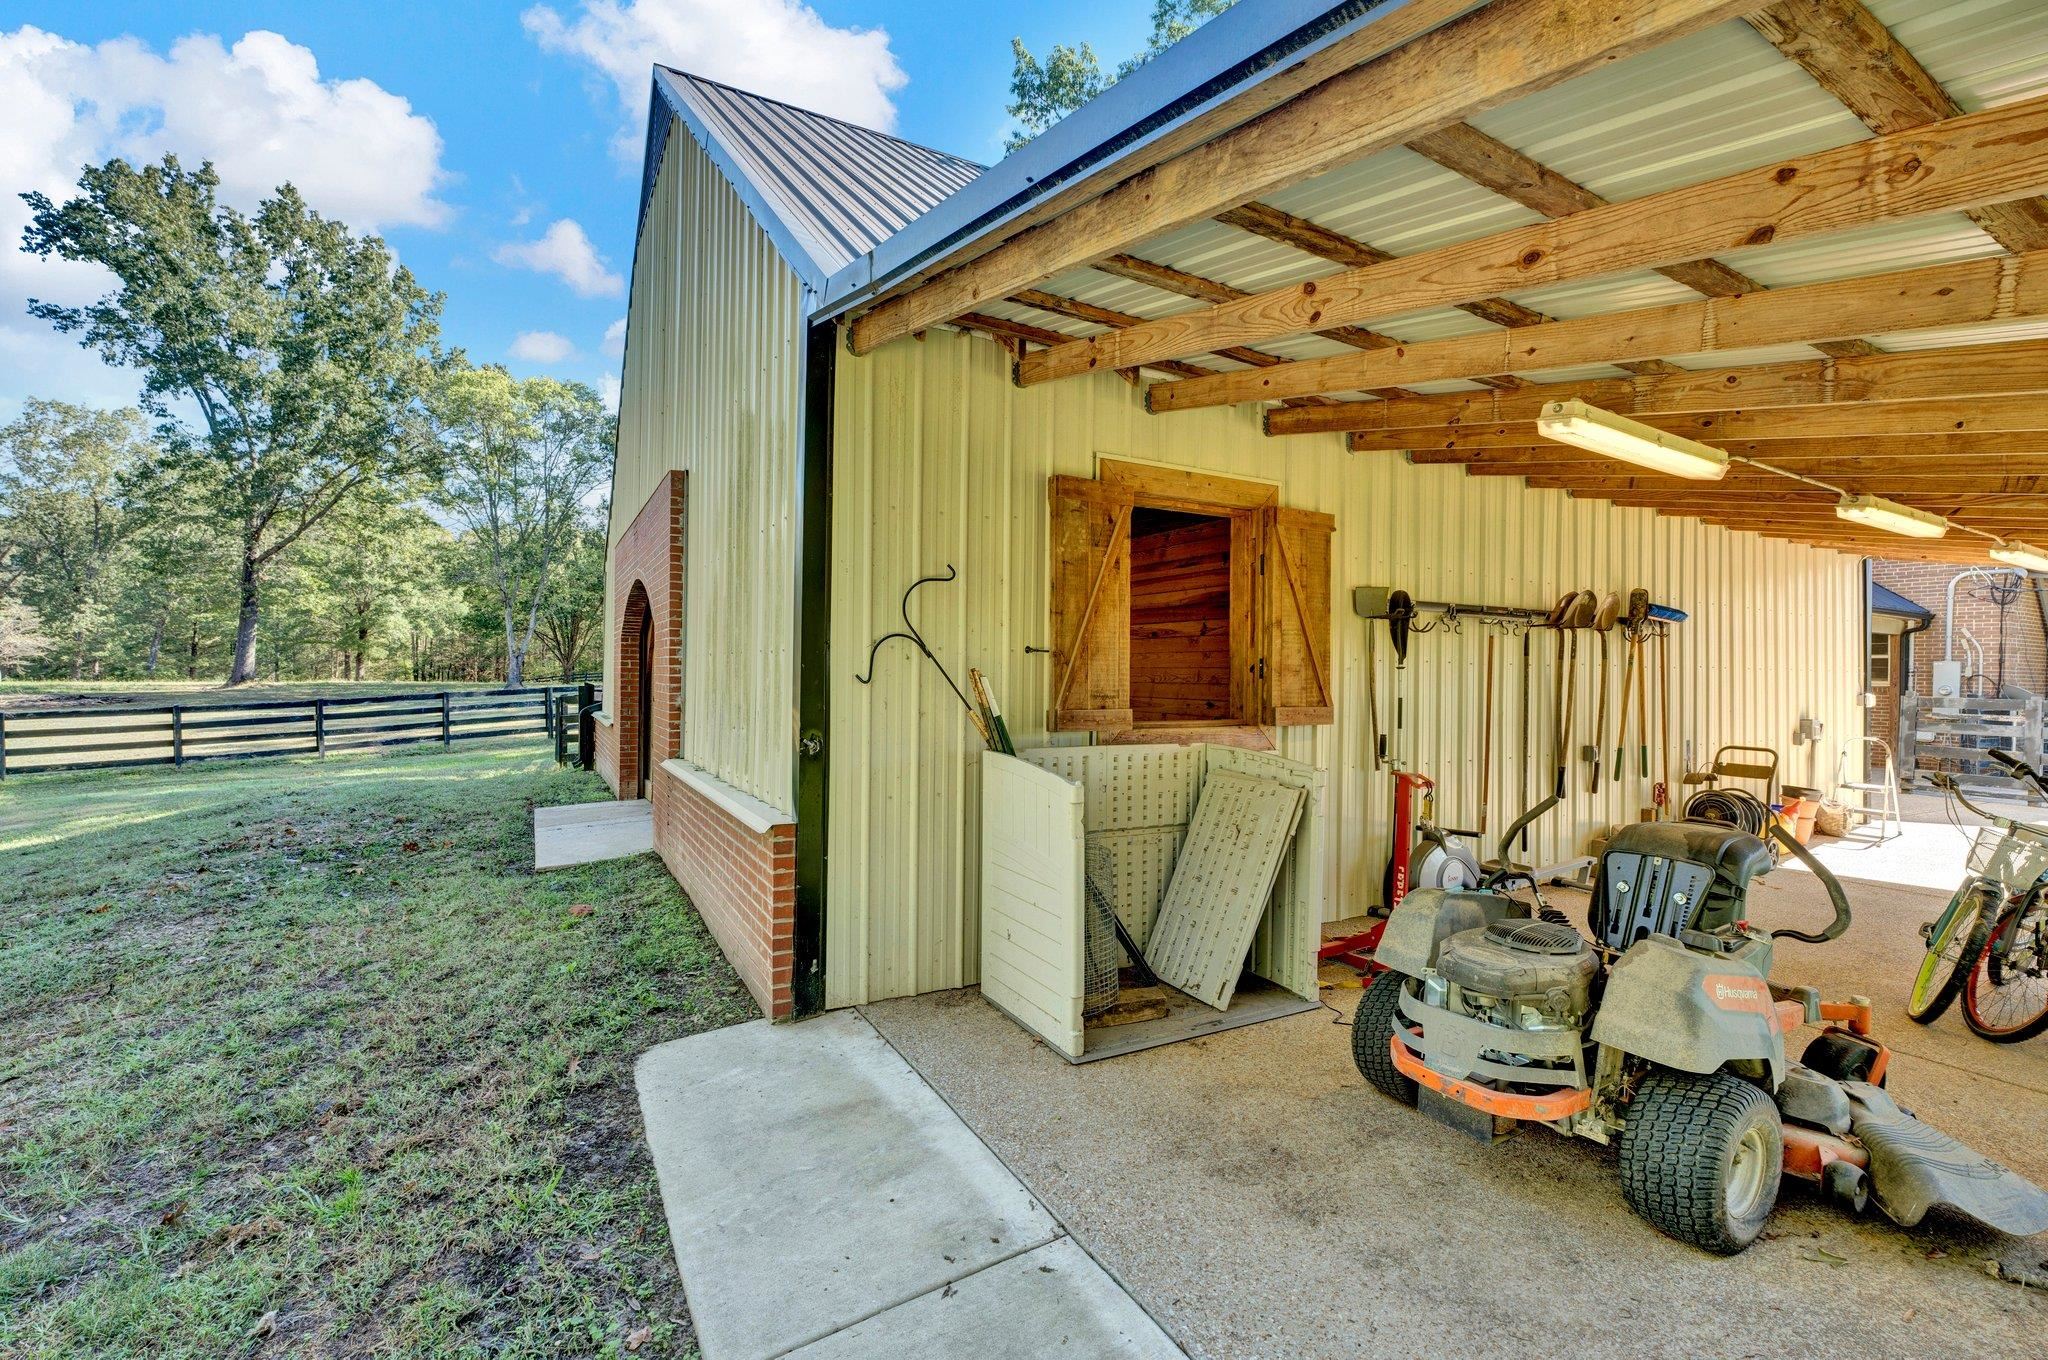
[635,1012,1183,1360]
[534,798,653,870]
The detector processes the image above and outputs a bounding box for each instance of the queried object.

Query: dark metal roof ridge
[810,0,1453,319]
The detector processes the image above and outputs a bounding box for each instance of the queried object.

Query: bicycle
[1914,751,2048,1039]
[1909,752,2048,1029]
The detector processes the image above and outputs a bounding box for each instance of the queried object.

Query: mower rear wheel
[1620,1071,1782,1254]
[1351,972,1417,1105]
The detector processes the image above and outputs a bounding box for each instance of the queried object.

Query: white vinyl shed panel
[824,325,1865,1009]
[978,752,1086,1059]
[606,117,803,812]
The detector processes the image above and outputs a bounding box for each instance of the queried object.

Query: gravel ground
[862,864,2047,1360]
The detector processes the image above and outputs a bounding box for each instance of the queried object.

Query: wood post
[171,705,185,767]
[440,692,452,746]
[313,698,327,756]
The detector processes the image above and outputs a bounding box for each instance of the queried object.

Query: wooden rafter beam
[1522,474,2048,500]
[1400,434,2048,465]
[1403,121,1877,360]
[1446,457,2048,485]
[1342,393,2048,452]
[847,0,1755,354]
[1268,339,2048,436]
[1005,287,1332,403]
[1150,250,2048,412]
[1023,92,2048,388]
[1086,254,1441,399]
[951,311,1215,380]
[1745,0,2048,254]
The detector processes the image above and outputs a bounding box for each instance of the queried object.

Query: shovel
[1388,590,1415,770]
[1587,592,1620,792]
[1555,591,1597,800]
[1478,632,1496,836]
[1625,589,1652,809]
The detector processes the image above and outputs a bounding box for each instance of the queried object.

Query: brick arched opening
[618,580,653,798]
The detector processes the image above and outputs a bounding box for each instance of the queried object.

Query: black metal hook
[854,565,979,721]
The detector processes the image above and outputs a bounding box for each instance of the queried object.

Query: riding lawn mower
[1352,813,2048,1253]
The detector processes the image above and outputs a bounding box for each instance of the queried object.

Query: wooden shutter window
[1258,506,1336,726]
[1049,476,1135,730]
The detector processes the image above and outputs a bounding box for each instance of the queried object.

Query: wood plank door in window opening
[1049,476,1135,730]
[1258,506,1336,726]
[1130,508,1233,724]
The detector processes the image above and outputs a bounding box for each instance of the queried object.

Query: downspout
[790,313,837,1018]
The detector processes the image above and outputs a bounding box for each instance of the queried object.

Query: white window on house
[1870,632,1896,688]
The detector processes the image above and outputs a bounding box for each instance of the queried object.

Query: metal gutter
[812,0,1461,319]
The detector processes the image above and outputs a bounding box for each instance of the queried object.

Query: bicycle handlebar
[1989,749,2048,799]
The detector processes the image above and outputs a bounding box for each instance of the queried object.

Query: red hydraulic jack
[1319,771,1436,976]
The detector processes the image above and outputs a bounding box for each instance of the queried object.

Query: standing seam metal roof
[659,69,983,284]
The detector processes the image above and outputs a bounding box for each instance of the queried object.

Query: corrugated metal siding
[607,118,803,812]
[825,326,1865,1008]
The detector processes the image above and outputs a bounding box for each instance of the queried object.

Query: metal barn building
[599,0,2048,1026]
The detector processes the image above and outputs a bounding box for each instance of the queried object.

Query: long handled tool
[1478,632,1496,836]
[1519,622,1534,853]
[1656,624,1674,819]
[1388,590,1415,769]
[1545,592,1577,803]
[1555,591,1596,800]
[1587,592,1620,792]
[1366,608,1383,770]
[1626,588,1651,812]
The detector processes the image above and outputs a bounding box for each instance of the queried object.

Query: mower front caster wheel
[1619,1071,1783,1254]
[1351,972,1417,1105]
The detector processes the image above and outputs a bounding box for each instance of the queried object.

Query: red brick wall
[650,763,796,1018]
[603,473,685,799]
[1869,562,2047,766]
[601,469,796,1019]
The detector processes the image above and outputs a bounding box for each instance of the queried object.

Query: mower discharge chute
[1353,818,2048,1254]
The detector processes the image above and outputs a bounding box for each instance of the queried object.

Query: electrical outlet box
[1858,691,1877,710]
[1932,660,1963,700]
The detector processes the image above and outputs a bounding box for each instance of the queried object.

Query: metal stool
[1836,736,1902,842]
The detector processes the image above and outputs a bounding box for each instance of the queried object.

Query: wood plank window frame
[1869,632,1896,689]
[1046,458,1335,742]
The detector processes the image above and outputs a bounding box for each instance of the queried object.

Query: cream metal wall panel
[606,119,803,812]
[826,327,1865,1009]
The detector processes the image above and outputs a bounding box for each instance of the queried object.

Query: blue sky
[0,0,1157,418]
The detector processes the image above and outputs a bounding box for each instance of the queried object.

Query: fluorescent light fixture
[1834,493,1949,539]
[1991,540,2048,572]
[1535,399,1728,480]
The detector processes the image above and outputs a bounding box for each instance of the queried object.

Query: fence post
[314,698,327,756]
[171,705,185,767]
[541,684,555,738]
[577,681,595,771]
[0,711,8,781]
[440,692,452,746]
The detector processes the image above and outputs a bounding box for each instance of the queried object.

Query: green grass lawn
[0,740,754,1358]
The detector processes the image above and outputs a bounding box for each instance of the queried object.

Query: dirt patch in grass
[0,742,755,1359]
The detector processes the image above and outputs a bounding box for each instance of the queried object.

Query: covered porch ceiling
[837,0,2048,566]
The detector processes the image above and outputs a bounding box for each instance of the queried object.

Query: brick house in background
[1868,562,2048,768]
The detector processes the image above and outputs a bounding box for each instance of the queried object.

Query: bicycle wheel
[1963,903,2048,1043]
[1907,882,1992,1024]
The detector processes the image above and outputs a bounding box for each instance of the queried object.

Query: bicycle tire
[1963,905,2048,1043]
[1907,882,1992,1024]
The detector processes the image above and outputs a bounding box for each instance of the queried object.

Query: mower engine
[1430,919,1598,1043]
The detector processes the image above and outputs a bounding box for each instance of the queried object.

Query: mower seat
[1589,822,1774,950]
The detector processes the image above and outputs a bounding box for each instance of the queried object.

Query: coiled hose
[1683,787,1770,835]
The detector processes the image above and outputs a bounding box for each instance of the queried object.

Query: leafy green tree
[1005,1,1237,149]
[0,400,150,678]
[431,367,612,687]
[20,156,445,684]
[0,600,51,678]
[534,518,607,680]
[300,498,444,679]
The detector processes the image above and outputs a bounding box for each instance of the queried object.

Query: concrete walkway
[636,1011,1185,1360]
[533,798,652,870]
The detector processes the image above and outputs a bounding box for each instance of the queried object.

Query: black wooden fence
[0,685,594,779]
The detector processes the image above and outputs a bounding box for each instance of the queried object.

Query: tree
[432,367,611,687]
[0,400,150,678]
[534,518,607,679]
[21,156,445,684]
[1005,1,1237,149]
[0,600,51,678]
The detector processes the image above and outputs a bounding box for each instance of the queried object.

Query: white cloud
[509,330,577,363]
[596,372,621,415]
[1,24,450,410]
[522,0,906,159]
[602,316,628,358]
[491,219,623,298]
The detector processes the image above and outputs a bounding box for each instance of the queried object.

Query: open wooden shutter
[1258,506,1336,725]
[1048,475,1134,730]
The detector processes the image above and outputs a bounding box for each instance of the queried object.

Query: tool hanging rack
[1351,586,1685,627]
